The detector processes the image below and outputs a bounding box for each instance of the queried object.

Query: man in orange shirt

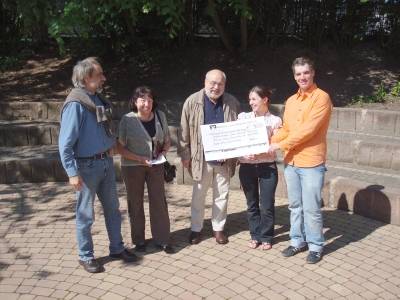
[270,57,332,264]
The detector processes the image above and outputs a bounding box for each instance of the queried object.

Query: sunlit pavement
[1,182,400,300]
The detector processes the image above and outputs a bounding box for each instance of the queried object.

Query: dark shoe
[281,245,308,257]
[157,244,175,254]
[109,249,138,263]
[79,259,104,273]
[135,243,146,252]
[213,231,228,245]
[306,251,322,264]
[189,231,201,245]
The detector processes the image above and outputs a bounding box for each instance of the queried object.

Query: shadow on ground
[166,204,386,256]
[0,184,388,275]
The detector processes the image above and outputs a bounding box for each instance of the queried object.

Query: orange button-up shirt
[271,84,332,167]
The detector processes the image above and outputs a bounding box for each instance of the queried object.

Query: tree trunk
[240,13,247,52]
[207,0,235,53]
[122,9,136,39]
[185,0,193,36]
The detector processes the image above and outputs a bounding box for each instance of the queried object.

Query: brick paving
[1,182,400,300]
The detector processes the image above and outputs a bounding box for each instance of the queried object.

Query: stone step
[0,101,134,122]
[0,101,63,121]
[325,160,400,188]
[0,145,398,224]
[0,101,182,125]
[0,120,59,146]
[327,130,400,171]
[329,107,400,138]
[2,101,400,138]
[1,143,397,190]
[0,120,180,148]
[0,145,67,183]
[3,124,398,173]
[4,142,397,188]
[323,161,400,225]
[174,157,400,225]
[175,157,400,192]
[0,145,179,184]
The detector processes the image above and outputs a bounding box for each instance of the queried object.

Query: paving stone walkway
[1,182,400,300]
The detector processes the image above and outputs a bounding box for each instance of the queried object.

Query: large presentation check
[200,116,269,161]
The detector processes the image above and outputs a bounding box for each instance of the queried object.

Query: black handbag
[163,160,176,183]
[155,110,176,182]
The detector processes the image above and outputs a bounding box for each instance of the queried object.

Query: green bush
[351,83,387,105]
[0,56,20,72]
[391,81,400,97]
[351,82,400,105]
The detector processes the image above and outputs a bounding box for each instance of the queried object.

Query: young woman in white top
[238,86,282,250]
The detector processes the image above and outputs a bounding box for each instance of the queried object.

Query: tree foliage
[48,0,186,55]
[1,0,400,57]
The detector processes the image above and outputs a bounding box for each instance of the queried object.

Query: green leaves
[351,82,400,105]
[2,0,399,57]
[391,82,400,97]
[227,0,253,20]
[46,0,186,54]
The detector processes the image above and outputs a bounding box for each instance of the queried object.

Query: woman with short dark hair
[118,86,173,253]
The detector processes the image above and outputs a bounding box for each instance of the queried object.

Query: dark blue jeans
[239,163,278,243]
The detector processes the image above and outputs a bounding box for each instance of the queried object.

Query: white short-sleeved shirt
[238,111,282,164]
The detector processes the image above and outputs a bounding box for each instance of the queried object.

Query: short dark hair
[291,57,315,73]
[249,85,272,100]
[129,86,158,112]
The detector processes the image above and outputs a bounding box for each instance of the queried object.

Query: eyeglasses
[137,97,153,104]
[208,80,225,88]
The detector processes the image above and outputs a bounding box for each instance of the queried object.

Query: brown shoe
[213,231,228,244]
[189,231,201,245]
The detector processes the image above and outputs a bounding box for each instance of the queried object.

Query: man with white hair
[178,69,241,245]
[59,57,137,273]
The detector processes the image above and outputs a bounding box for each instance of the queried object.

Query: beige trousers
[191,162,230,232]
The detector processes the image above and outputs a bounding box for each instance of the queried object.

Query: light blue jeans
[76,157,124,261]
[284,164,326,253]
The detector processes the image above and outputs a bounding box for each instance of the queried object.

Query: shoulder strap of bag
[155,110,164,130]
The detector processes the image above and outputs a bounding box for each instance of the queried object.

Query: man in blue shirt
[59,57,137,273]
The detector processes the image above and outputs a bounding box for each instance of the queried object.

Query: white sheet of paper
[200,117,269,161]
[149,155,167,165]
